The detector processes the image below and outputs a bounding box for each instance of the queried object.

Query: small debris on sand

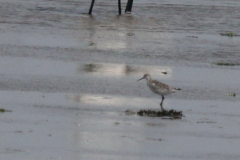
[125,109,183,119]
[227,93,236,97]
[0,108,12,113]
[125,110,136,115]
[137,109,183,119]
[220,32,239,37]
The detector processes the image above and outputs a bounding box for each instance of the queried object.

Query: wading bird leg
[89,0,95,15]
[118,0,121,15]
[160,95,166,112]
[125,0,133,13]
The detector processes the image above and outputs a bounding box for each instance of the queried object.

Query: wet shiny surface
[1,0,240,159]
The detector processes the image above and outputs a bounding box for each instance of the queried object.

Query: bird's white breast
[147,82,167,95]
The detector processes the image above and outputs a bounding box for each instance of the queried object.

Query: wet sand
[0,0,240,159]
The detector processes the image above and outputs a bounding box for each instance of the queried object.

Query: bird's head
[137,73,151,81]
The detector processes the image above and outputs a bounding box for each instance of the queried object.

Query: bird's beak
[137,77,144,81]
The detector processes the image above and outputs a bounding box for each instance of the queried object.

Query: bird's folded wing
[150,80,170,91]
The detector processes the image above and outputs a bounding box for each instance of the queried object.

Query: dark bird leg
[160,95,166,112]
[89,0,95,15]
[125,0,133,13]
[118,0,122,15]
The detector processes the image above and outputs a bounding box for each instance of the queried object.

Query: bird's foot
[161,109,168,113]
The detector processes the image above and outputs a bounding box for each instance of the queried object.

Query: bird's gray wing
[150,80,170,92]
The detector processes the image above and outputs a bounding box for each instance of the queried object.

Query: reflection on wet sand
[85,15,135,50]
[82,63,139,75]
[83,64,102,72]
[81,63,173,78]
[69,94,131,106]
[125,65,136,75]
[68,93,169,109]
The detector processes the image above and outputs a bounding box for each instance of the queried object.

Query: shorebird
[137,73,180,111]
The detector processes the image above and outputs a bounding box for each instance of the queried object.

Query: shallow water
[0,0,240,159]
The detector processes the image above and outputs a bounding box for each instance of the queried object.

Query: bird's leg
[125,0,133,13]
[88,0,95,15]
[160,95,166,112]
[118,0,122,15]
